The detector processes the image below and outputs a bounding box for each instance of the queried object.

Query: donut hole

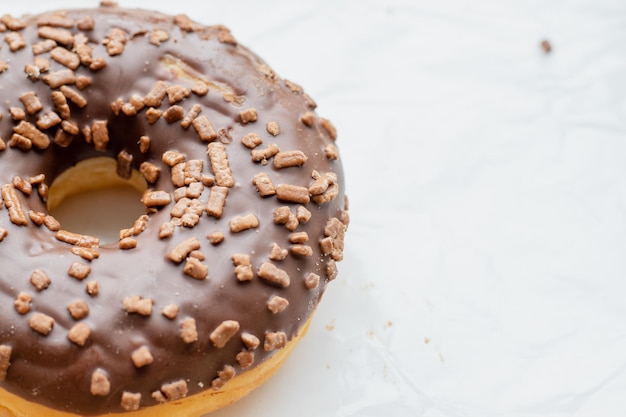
[47,157,148,244]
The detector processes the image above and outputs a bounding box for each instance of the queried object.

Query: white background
[6,0,626,416]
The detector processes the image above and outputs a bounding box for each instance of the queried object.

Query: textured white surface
[5,0,626,416]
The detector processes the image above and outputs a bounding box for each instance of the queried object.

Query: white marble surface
[5,0,626,416]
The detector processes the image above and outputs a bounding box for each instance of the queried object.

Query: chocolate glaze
[0,6,346,415]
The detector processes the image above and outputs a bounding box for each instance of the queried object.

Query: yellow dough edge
[46,156,148,212]
[0,316,312,417]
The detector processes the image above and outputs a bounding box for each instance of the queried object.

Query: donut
[0,4,348,416]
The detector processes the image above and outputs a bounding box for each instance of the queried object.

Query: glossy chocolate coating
[0,6,346,414]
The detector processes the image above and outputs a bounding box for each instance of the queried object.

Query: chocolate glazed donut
[0,4,347,416]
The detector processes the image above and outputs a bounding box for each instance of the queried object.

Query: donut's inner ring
[47,157,148,243]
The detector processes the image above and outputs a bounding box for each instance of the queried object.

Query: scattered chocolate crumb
[0,227,7,242]
[142,190,171,208]
[36,14,75,28]
[37,111,62,130]
[326,259,338,281]
[29,312,55,336]
[276,184,310,204]
[229,214,259,233]
[55,230,99,248]
[289,232,309,244]
[174,14,195,32]
[206,186,229,218]
[290,244,313,257]
[77,16,95,31]
[183,257,208,280]
[166,85,190,105]
[180,318,198,343]
[241,332,261,350]
[14,292,32,314]
[119,237,137,250]
[162,304,179,320]
[159,222,175,239]
[9,107,26,122]
[162,150,186,166]
[236,350,254,369]
[216,26,237,45]
[42,69,76,89]
[19,92,43,115]
[1,184,28,226]
[13,121,50,150]
[192,115,217,141]
[160,379,188,401]
[116,149,133,179]
[24,64,41,81]
[270,243,288,261]
[181,103,202,129]
[131,346,154,368]
[296,206,312,223]
[122,295,153,316]
[320,118,337,140]
[241,133,262,149]
[12,176,32,196]
[541,39,552,53]
[325,143,339,160]
[68,322,91,346]
[267,295,289,314]
[85,281,99,296]
[121,392,141,412]
[138,135,151,153]
[68,262,91,281]
[258,262,290,288]
[191,81,209,96]
[51,47,80,70]
[60,85,87,108]
[90,369,110,396]
[104,27,127,56]
[251,143,280,164]
[207,232,225,245]
[67,299,89,320]
[91,120,109,151]
[139,162,160,184]
[208,142,235,187]
[266,121,280,136]
[163,105,184,123]
[252,173,276,197]
[52,91,71,120]
[71,247,100,261]
[149,29,170,46]
[300,111,316,127]
[167,237,201,264]
[37,182,49,202]
[0,345,13,381]
[323,217,346,261]
[30,270,51,291]
[9,133,32,151]
[1,15,26,31]
[232,254,253,281]
[239,108,257,124]
[32,39,56,55]
[274,150,308,169]
[264,331,287,351]
[28,211,45,226]
[211,364,236,390]
[144,80,168,107]
[5,31,26,52]
[210,320,240,348]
